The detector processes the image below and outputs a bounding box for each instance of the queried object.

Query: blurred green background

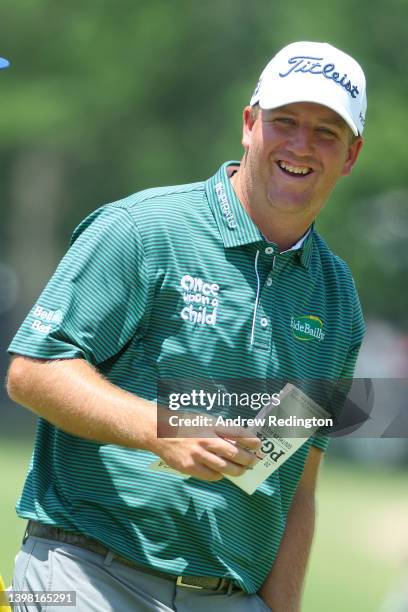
[1,1,407,611]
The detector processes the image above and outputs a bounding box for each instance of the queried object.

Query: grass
[1,438,407,611]
[303,459,408,611]
[0,438,33,587]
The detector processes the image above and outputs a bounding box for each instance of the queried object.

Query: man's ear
[242,106,258,149]
[342,137,364,176]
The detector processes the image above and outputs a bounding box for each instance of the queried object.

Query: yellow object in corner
[0,573,12,612]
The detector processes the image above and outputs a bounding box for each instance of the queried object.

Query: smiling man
[235,101,361,227]
[7,42,366,612]
[231,41,365,252]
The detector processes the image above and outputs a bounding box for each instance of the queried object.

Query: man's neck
[229,166,313,251]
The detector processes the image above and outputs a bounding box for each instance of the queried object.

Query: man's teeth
[278,161,311,175]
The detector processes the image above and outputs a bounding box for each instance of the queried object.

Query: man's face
[241,102,363,219]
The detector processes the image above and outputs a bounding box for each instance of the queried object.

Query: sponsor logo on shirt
[215,181,238,229]
[179,274,220,326]
[31,305,63,334]
[291,315,325,342]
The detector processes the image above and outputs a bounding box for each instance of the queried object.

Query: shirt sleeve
[8,205,151,365]
[311,280,366,453]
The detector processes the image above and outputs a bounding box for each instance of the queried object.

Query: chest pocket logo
[291,315,325,342]
[179,274,220,326]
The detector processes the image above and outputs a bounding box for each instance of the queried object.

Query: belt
[25,520,235,592]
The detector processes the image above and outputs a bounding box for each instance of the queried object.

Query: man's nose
[287,126,314,157]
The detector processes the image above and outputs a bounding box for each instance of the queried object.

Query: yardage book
[150,384,332,495]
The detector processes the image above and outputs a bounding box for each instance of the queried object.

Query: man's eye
[274,117,295,126]
[317,127,337,138]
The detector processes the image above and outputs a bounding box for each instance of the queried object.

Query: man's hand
[6,357,261,483]
[152,425,261,481]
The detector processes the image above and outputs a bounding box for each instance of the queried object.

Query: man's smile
[277,160,314,177]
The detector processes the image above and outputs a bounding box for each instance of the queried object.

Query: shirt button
[264,246,274,255]
[260,317,269,328]
[266,277,272,287]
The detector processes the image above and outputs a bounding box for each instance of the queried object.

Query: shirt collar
[205,161,263,248]
[282,228,310,251]
[205,161,314,268]
[299,230,314,268]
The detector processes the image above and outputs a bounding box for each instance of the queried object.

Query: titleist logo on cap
[279,55,360,99]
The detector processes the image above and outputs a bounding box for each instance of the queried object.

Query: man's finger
[206,438,259,467]
[201,451,249,477]
[214,425,261,450]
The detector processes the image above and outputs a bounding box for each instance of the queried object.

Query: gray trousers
[12,535,272,611]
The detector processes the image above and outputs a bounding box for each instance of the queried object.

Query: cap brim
[257,84,359,136]
[0,58,10,70]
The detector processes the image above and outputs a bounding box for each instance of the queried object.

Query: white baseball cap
[250,41,367,136]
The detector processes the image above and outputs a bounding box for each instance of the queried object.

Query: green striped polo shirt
[8,161,365,593]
